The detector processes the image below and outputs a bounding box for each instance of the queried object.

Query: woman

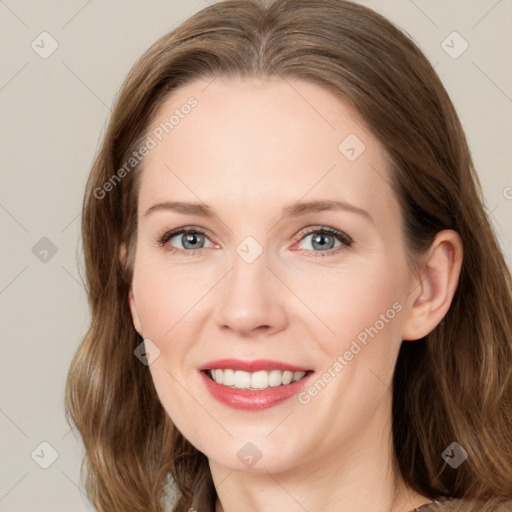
[65,0,512,511]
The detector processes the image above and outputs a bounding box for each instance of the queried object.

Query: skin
[122,76,463,512]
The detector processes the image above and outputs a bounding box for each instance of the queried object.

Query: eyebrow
[143,199,373,224]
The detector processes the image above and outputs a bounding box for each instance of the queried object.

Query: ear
[119,242,144,337]
[401,230,463,341]
[128,287,144,337]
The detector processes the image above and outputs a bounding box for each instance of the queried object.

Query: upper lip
[199,359,311,372]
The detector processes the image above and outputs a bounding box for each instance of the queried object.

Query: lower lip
[200,370,314,411]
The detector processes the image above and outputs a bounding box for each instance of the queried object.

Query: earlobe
[401,230,463,341]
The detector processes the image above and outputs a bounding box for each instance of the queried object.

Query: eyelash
[157,226,353,258]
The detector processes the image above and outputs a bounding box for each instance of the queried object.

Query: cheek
[301,277,407,405]
[131,262,209,391]
[300,263,405,346]
[133,268,202,431]
[132,262,199,338]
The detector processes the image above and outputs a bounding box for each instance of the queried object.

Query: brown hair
[65,0,512,511]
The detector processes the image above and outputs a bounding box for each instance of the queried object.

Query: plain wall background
[0,1,511,510]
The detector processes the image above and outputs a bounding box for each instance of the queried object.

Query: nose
[215,248,288,337]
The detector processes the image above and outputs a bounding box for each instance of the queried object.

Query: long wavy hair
[65,0,512,510]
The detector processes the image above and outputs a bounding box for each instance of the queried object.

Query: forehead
[137,76,397,225]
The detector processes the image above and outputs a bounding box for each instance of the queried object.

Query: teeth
[209,369,307,390]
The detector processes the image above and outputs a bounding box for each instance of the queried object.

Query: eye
[158,228,215,254]
[292,226,353,258]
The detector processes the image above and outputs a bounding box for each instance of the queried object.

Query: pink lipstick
[199,359,314,411]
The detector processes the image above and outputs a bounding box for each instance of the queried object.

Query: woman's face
[127,77,417,474]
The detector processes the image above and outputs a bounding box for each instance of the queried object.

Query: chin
[201,433,306,475]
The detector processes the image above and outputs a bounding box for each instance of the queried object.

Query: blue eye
[158,228,213,254]
[301,227,352,257]
[158,226,353,258]
[294,227,353,258]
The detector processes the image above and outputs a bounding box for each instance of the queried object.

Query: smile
[208,368,307,390]
[199,359,314,410]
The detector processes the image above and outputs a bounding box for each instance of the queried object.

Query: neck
[209,394,430,512]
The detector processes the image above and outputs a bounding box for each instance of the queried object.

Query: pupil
[314,234,332,249]
[184,233,201,248]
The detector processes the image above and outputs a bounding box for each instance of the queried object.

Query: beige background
[0,1,511,510]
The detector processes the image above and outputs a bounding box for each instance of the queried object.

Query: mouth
[198,359,314,410]
[204,368,310,390]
